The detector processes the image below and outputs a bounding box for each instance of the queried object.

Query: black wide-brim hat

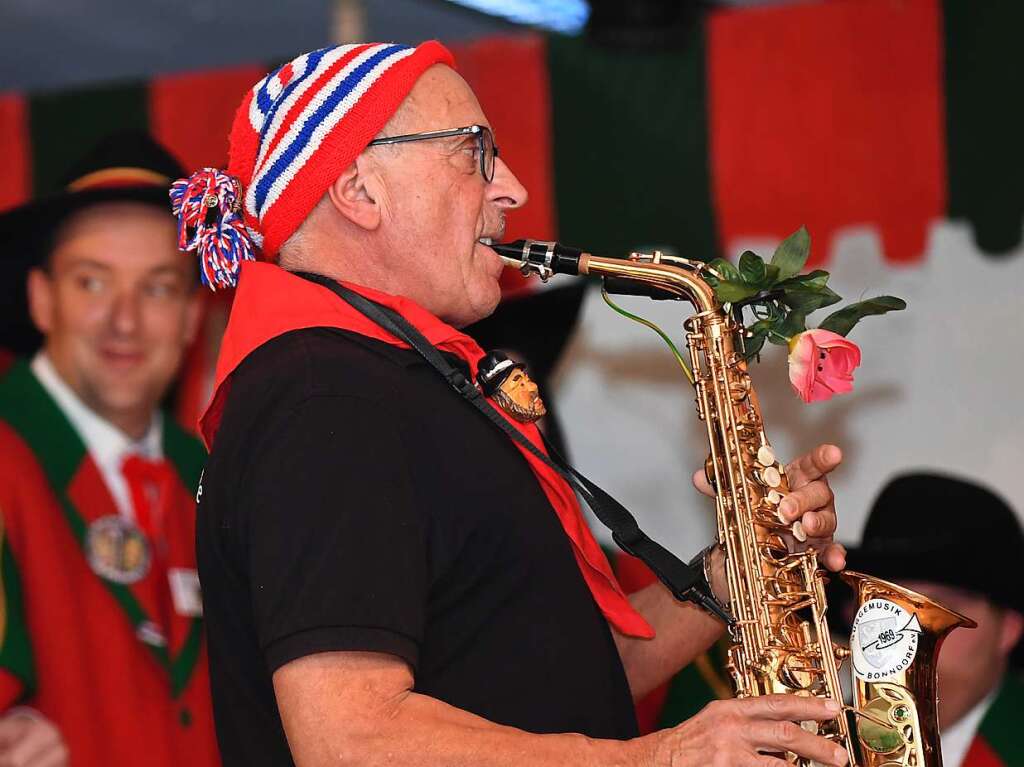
[0,131,185,356]
[827,471,1024,664]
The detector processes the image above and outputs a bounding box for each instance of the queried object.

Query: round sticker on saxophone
[850,599,923,682]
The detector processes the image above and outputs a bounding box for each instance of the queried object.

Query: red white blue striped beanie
[232,41,455,259]
[170,41,454,289]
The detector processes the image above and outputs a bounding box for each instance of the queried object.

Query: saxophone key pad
[759,466,782,488]
[756,445,776,467]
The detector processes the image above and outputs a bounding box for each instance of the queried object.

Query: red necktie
[121,454,176,639]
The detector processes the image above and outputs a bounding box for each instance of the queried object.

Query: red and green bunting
[0,0,1019,265]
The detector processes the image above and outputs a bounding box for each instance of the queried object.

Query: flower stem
[600,288,694,385]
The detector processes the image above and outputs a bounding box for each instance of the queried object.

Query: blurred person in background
[0,133,220,767]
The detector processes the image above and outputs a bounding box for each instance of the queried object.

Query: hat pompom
[169,168,256,290]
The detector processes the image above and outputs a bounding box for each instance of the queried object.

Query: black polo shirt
[196,327,638,766]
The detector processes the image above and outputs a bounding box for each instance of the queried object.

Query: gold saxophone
[495,240,976,767]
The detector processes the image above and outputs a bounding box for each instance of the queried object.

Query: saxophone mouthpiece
[493,239,586,280]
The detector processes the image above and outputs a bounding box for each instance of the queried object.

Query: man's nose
[488,157,528,210]
[110,290,142,336]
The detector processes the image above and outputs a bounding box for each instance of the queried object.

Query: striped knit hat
[170,41,455,290]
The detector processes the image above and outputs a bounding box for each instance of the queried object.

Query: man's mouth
[99,347,145,368]
[478,237,494,246]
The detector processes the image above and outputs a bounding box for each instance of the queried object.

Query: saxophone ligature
[494,238,976,767]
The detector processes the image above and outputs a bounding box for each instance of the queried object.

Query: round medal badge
[850,598,923,682]
[85,515,151,584]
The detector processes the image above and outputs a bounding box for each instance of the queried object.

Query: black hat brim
[0,183,173,246]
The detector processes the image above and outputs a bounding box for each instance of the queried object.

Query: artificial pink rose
[787,329,861,403]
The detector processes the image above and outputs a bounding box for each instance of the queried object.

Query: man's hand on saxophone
[642,695,848,767]
[692,442,848,594]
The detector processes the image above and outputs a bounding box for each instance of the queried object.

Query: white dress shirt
[31,352,162,520]
[940,686,999,767]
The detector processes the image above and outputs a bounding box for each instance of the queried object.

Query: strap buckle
[611,522,644,554]
[447,370,480,399]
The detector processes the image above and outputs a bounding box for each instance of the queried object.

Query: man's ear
[325,158,382,231]
[999,609,1023,656]
[26,267,55,335]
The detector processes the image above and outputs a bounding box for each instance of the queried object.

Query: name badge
[168,568,203,617]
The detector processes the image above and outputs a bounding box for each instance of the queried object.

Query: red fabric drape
[0,94,30,212]
[707,0,945,265]
[149,65,266,173]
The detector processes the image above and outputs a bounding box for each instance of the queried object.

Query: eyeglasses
[366,124,499,183]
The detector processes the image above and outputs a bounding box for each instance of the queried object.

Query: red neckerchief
[201,262,654,639]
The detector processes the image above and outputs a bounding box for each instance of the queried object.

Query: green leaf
[763,264,781,285]
[817,296,908,337]
[707,258,740,281]
[779,285,842,314]
[770,226,811,281]
[776,310,808,340]
[742,331,767,360]
[738,250,767,286]
[713,279,760,303]
[776,269,830,292]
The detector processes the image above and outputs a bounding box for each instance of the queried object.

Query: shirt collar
[940,684,1000,767]
[31,352,163,475]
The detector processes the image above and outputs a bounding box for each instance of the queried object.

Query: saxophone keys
[756,445,776,467]
[792,520,808,542]
[729,375,751,402]
[800,719,820,737]
[704,455,718,492]
[761,489,791,526]
[759,466,782,488]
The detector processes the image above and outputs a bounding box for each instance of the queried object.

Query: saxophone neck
[580,253,719,314]
[493,238,720,313]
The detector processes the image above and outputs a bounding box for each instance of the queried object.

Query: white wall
[553,221,1024,558]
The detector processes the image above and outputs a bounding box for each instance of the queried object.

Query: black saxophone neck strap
[293,271,730,624]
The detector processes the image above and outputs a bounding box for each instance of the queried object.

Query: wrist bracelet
[688,542,730,616]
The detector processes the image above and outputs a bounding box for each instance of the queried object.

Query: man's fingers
[740,693,841,723]
[32,741,68,767]
[746,720,848,767]
[0,715,31,750]
[0,715,64,767]
[819,543,847,572]
[2,729,49,767]
[785,444,841,487]
[692,469,715,498]
[742,757,791,767]
[779,481,834,524]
